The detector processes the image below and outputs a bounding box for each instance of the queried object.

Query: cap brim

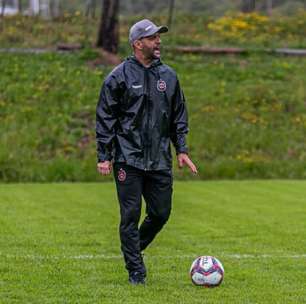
[157,25,168,34]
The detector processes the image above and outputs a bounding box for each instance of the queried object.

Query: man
[96,19,197,285]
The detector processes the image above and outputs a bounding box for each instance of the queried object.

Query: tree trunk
[97,0,119,54]
[17,0,22,13]
[1,0,7,17]
[40,0,50,19]
[85,0,97,18]
[50,0,60,18]
[92,0,96,18]
[168,0,175,29]
[241,0,256,13]
[85,0,91,17]
[29,0,40,15]
[125,0,133,14]
[266,0,273,16]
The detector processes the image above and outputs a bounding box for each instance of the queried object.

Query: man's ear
[134,40,143,50]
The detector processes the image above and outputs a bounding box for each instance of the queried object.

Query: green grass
[1,181,306,303]
[1,51,306,181]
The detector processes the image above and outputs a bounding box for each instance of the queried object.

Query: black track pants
[113,162,173,276]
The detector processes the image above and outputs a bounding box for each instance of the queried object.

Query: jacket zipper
[144,69,150,170]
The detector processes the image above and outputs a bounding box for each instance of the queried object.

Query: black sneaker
[129,271,146,285]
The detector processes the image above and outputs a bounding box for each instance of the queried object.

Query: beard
[153,48,161,58]
[143,46,161,60]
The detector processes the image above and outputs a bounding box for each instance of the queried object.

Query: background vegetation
[1,10,306,182]
[1,11,306,48]
[5,0,306,16]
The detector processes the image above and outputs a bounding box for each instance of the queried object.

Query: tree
[17,0,22,13]
[97,0,119,53]
[1,0,8,17]
[241,0,256,12]
[40,0,50,19]
[85,0,97,18]
[266,0,273,15]
[51,0,60,18]
[168,0,175,29]
[29,0,40,16]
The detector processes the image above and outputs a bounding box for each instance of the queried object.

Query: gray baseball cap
[129,19,168,44]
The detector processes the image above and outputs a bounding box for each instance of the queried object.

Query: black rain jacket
[96,55,189,171]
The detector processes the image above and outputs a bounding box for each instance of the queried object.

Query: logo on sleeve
[157,79,167,92]
[118,168,126,182]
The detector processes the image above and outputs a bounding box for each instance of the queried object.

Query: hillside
[1,50,305,181]
[1,12,306,181]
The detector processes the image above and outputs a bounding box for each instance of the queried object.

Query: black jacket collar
[128,55,162,69]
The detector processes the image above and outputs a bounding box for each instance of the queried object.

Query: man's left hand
[177,153,198,175]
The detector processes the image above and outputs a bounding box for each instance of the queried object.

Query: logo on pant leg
[118,168,126,182]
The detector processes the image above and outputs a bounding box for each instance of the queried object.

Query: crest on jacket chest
[157,79,167,92]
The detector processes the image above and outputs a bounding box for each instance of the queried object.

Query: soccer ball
[190,256,224,287]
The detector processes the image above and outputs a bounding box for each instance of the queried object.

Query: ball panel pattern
[190,256,224,287]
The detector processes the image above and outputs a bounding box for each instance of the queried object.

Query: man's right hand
[97,161,112,175]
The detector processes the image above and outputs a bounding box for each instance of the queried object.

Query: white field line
[1,253,306,260]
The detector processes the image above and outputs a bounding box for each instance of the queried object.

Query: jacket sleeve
[170,78,189,154]
[96,75,121,162]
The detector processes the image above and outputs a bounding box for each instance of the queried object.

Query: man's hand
[177,153,198,174]
[97,161,112,175]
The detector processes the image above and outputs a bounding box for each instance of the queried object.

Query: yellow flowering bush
[207,11,306,46]
[207,12,270,44]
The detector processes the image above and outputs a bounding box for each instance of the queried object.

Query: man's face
[138,33,161,59]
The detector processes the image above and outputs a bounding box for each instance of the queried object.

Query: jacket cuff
[174,133,188,155]
[176,146,188,155]
[97,158,112,163]
[97,152,113,163]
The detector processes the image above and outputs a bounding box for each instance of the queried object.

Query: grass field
[1,181,306,303]
[1,52,306,181]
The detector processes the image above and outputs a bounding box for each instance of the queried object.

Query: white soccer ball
[190,256,224,287]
